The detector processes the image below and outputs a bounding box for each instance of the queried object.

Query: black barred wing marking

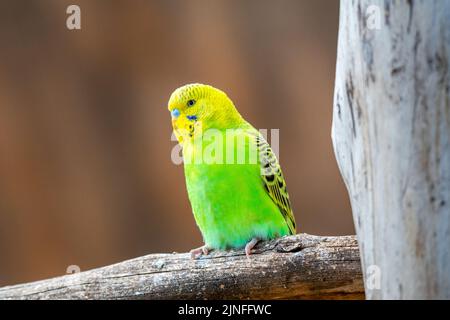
[255,134,296,235]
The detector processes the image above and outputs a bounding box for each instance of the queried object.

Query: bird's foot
[245,238,260,259]
[190,245,210,259]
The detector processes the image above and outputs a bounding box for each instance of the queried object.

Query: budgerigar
[168,83,296,259]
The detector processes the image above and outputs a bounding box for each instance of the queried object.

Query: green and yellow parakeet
[168,84,296,259]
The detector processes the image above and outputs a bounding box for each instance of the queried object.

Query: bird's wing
[254,133,296,235]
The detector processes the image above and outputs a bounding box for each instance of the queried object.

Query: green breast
[183,129,290,249]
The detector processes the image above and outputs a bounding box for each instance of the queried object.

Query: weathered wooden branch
[332,1,450,299]
[0,234,363,299]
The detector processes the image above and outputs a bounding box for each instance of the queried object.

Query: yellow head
[168,83,243,143]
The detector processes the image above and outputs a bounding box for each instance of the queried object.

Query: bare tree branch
[0,234,363,300]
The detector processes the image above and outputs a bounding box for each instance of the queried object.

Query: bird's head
[168,83,243,143]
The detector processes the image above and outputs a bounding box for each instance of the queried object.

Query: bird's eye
[187,99,196,107]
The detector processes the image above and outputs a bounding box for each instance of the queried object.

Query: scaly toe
[190,245,210,259]
[245,238,260,259]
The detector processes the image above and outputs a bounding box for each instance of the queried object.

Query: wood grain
[0,234,363,300]
[332,0,450,299]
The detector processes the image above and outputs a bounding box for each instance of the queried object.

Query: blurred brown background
[0,0,352,286]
